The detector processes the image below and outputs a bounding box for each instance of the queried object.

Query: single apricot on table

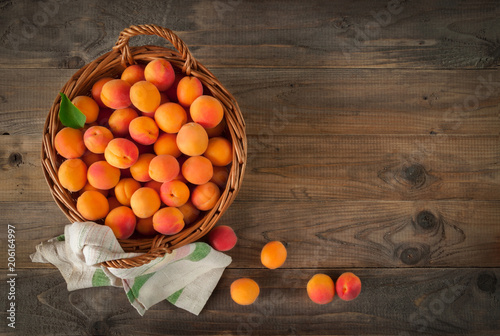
[307,274,335,305]
[207,225,237,251]
[230,278,260,305]
[260,241,287,269]
[336,272,362,301]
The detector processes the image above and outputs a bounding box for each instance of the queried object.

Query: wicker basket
[41,24,247,268]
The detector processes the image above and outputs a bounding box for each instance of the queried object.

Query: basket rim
[41,25,247,269]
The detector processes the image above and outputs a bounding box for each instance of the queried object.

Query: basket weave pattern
[41,24,247,268]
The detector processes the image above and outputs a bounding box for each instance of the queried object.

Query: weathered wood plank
[1,268,498,335]
[0,0,499,69]
[2,134,498,202]
[1,67,500,137]
[4,200,499,269]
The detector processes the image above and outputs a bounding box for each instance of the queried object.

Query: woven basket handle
[113,24,197,75]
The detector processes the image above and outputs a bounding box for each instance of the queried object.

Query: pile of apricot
[55,59,233,239]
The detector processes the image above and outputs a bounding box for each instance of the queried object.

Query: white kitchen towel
[30,221,231,315]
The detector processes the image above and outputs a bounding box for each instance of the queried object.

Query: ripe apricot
[230,278,259,305]
[100,79,132,109]
[205,118,226,137]
[83,126,114,154]
[104,138,139,169]
[114,178,141,206]
[81,151,104,167]
[77,190,109,220]
[307,274,335,305]
[130,153,155,182]
[154,133,181,157]
[177,201,200,225]
[72,96,99,124]
[160,180,190,207]
[105,206,136,239]
[87,161,121,190]
[58,158,87,192]
[208,225,237,251]
[136,216,157,236]
[108,108,139,137]
[190,95,224,129]
[191,182,220,211]
[260,241,287,269]
[79,182,109,197]
[121,64,145,85]
[176,122,209,156]
[129,116,159,145]
[152,207,185,235]
[91,77,113,107]
[144,59,175,91]
[144,180,163,195]
[107,196,121,212]
[204,137,232,166]
[149,154,180,183]
[182,156,213,185]
[336,272,362,301]
[55,127,86,159]
[154,103,187,134]
[210,166,229,189]
[130,187,161,218]
[177,76,203,107]
[130,80,161,113]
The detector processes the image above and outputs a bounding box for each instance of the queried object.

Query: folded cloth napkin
[30,221,232,316]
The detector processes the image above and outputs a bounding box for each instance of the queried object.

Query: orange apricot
[191,182,220,211]
[160,180,190,207]
[190,95,224,129]
[182,156,213,185]
[77,190,109,220]
[81,151,105,167]
[130,80,161,113]
[154,102,187,134]
[136,216,157,236]
[210,166,229,189]
[121,64,145,85]
[260,241,287,269]
[177,201,200,225]
[91,77,113,107]
[104,138,139,169]
[144,59,175,91]
[129,153,155,182]
[54,127,86,159]
[176,122,209,156]
[230,278,260,305]
[114,178,141,206]
[205,118,226,137]
[72,96,99,124]
[154,133,181,157]
[105,206,136,239]
[87,161,121,190]
[149,154,180,183]
[108,108,139,137]
[58,158,87,192]
[144,180,163,195]
[100,79,132,109]
[336,272,362,301]
[130,187,161,218]
[204,137,232,166]
[177,76,203,107]
[152,207,185,235]
[307,274,335,305]
[107,196,121,212]
[83,126,114,154]
[79,182,109,197]
[129,116,159,145]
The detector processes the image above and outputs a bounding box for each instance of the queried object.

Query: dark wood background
[1,0,499,335]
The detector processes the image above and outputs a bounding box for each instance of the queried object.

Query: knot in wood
[8,152,23,167]
[400,247,422,265]
[416,211,437,230]
[477,272,497,293]
[402,163,426,188]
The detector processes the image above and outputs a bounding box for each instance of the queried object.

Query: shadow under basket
[41,24,247,269]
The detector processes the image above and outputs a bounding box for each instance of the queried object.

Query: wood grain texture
[1,268,499,335]
[1,134,498,202]
[6,200,500,269]
[1,68,499,137]
[0,0,499,69]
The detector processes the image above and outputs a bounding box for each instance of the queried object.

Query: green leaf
[58,92,86,129]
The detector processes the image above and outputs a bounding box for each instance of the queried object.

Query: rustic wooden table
[1,0,499,335]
